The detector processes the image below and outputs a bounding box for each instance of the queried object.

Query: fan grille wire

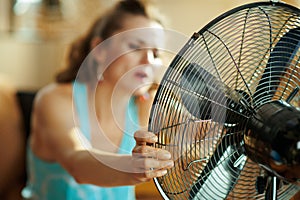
[149,2,300,200]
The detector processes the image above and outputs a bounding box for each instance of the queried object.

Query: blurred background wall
[0,0,299,91]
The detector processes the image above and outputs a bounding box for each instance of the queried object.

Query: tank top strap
[119,97,140,154]
[72,81,91,140]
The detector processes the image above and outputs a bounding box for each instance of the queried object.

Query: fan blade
[189,134,246,200]
[253,27,300,104]
[180,63,249,124]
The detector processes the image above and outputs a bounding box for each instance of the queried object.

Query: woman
[22,1,173,199]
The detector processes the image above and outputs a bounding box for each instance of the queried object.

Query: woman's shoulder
[36,83,72,102]
[34,83,73,112]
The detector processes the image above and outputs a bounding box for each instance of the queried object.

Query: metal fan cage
[148,1,300,200]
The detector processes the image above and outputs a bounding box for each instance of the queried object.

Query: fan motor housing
[245,100,300,185]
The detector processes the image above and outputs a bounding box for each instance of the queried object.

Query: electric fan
[148,1,300,199]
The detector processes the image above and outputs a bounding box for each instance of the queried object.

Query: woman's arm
[30,84,173,187]
[62,138,172,186]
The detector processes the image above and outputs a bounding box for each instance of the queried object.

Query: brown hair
[55,0,164,83]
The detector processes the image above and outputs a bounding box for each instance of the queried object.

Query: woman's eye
[128,43,141,50]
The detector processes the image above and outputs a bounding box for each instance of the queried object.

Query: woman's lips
[135,71,148,80]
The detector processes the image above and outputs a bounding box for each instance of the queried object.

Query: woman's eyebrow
[127,35,159,48]
[134,39,146,45]
[136,39,159,48]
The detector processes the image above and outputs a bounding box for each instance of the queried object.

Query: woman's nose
[141,49,155,65]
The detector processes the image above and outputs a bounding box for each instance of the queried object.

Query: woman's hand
[131,130,174,182]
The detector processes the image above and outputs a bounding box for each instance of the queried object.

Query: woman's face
[99,15,165,96]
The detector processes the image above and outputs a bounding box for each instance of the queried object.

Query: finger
[134,130,157,145]
[143,169,168,180]
[133,158,174,170]
[134,168,168,181]
[132,145,155,156]
[133,158,160,170]
[133,146,172,160]
[133,166,173,182]
[156,149,172,160]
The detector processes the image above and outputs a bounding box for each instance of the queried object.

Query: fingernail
[161,152,171,159]
[167,161,174,167]
[151,135,158,142]
[163,161,174,168]
[161,170,167,175]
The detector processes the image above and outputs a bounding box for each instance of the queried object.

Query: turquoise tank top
[22,82,139,200]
